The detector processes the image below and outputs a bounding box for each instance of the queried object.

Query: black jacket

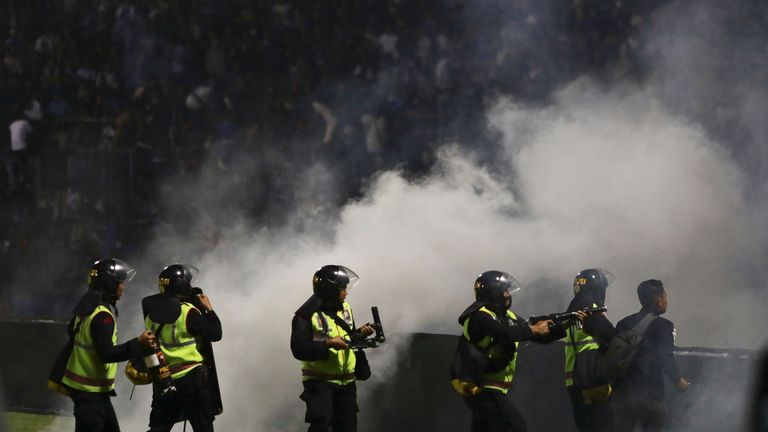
[291,295,354,362]
[291,314,331,361]
[614,310,681,400]
[463,306,566,359]
[89,310,143,364]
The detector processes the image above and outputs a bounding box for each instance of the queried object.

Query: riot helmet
[88,258,136,301]
[573,268,614,305]
[158,264,199,297]
[313,265,359,309]
[474,270,521,310]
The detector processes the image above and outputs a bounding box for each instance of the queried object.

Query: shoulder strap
[328,312,354,334]
[315,313,330,335]
[149,322,166,347]
[568,323,579,352]
[71,316,84,336]
[628,313,657,337]
[567,321,596,357]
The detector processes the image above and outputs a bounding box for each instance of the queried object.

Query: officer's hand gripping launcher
[528,306,607,326]
[346,306,386,349]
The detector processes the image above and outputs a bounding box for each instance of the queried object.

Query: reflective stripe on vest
[463,307,519,394]
[145,302,204,380]
[62,305,117,393]
[300,301,357,385]
[564,303,601,387]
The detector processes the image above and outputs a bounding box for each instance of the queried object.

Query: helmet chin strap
[102,290,120,316]
[487,304,510,325]
[490,302,509,317]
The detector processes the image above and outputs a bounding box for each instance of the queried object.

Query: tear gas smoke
[42,0,768,430]
[107,77,766,429]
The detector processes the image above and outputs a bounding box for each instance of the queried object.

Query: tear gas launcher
[346,306,386,349]
[528,306,607,326]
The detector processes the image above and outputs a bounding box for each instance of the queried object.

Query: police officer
[290,265,375,432]
[458,270,562,432]
[564,268,617,432]
[143,264,222,432]
[48,258,155,432]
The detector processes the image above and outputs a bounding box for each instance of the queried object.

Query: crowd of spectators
[0,0,663,317]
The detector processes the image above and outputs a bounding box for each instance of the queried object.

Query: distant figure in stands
[5,112,33,193]
[612,279,690,432]
[453,270,563,432]
[48,258,155,432]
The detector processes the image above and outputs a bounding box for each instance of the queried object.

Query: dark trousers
[148,366,214,432]
[567,387,614,432]
[3,151,28,191]
[613,395,667,432]
[463,389,527,432]
[300,379,357,432]
[72,394,120,432]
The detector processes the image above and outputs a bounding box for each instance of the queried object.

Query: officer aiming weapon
[528,306,607,326]
[346,306,386,349]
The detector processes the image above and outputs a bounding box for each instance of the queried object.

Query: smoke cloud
[40,0,768,430]
[106,78,765,429]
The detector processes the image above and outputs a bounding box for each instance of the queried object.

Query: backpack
[450,334,492,396]
[450,308,516,396]
[568,324,611,405]
[605,313,657,380]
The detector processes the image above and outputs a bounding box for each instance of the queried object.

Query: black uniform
[462,305,565,432]
[612,310,679,432]
[144,295,222,432]
[291,305,359,432]
[48,259,138,432]
[565,295,616,432]
[54,293,141,432]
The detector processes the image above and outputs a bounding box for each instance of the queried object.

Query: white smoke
[41,1,764,430]
[100,76,766,431]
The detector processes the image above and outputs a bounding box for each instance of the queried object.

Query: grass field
[5,411,73,432]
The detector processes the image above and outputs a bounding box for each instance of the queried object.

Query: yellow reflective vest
[564,303,601,387]
[463,307,519,394]
[301,301,357,385]
[145,302,204,380]
[61,305,117,393]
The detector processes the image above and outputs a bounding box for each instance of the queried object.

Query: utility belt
[301,369,356,381]
[170,362,203,375]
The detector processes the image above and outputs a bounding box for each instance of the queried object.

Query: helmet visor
[181,264,200,285]
[339,266,359,290]
[114,258,137,282]
[595,268,615,287]
[499,271,522,294]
